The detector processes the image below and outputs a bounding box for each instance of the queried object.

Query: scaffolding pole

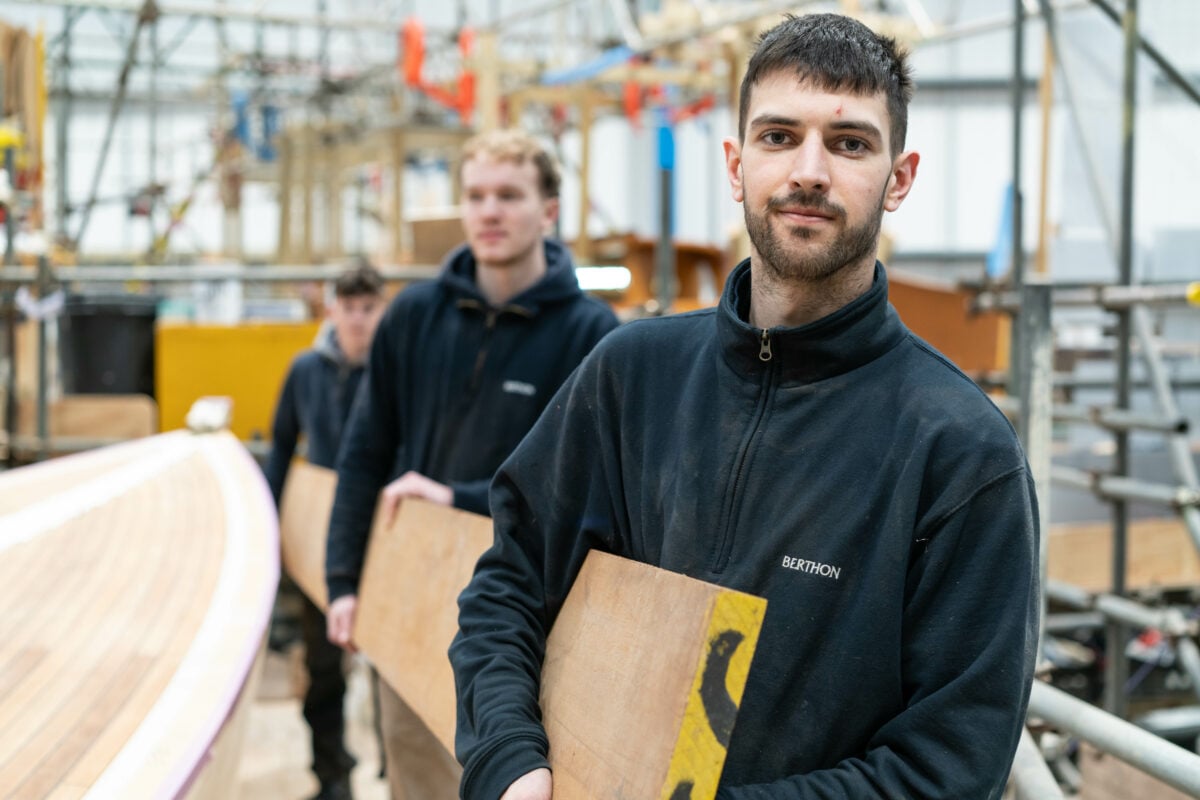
[1132,306,1200,554]
[1028,681,1200,796]
[71,0,158,251]
[1010,728,1066,800]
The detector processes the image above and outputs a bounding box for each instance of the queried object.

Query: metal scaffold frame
[2,1,1200,795]
[999,0,1200,795]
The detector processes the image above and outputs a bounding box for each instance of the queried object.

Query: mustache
[766,191,845,219]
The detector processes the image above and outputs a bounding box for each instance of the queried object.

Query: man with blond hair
[325,129,617,799]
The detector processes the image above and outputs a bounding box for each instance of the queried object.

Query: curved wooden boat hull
[0,431,279,799]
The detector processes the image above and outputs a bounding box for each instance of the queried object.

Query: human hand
[326,594,359,653]
[380,470,454,525]
[499,768,552,800]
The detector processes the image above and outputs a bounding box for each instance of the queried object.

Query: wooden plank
[15,394,158,440]
[1047,518,1200,593]
[279,461,338,610]
[353,499,494,754]
[888,267,1010,373]
[542,551,766,800]
[349,499,766,800]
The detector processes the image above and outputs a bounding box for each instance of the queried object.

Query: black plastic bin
[59,294,159,398]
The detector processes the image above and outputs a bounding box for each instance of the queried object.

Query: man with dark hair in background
[451,13,1039,800]
[265,261,386,800]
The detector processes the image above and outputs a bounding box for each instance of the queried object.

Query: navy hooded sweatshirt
[325,239,618,603]
[451,260,1040,799]
[264,323,364,507]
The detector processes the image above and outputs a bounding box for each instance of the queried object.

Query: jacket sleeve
[449,349,626,800]
[450,479,492,516]
[263,362,301,508]
[325,308,403,602]
[716,468,1040,800]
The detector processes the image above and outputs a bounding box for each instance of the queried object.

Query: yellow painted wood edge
[659,588,768,800]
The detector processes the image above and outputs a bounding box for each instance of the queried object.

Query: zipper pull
[759,329,773,362]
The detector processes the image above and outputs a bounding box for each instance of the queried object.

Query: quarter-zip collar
[717,258,907,385]
[438,238,584,316]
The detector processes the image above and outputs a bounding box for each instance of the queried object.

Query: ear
[883,150,919,212]
[723,136,744,203]
[541,196,560,232]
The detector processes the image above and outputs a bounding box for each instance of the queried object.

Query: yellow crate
[156,322,322,441]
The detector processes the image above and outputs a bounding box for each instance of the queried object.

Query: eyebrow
[748,114,884,144]
[830,120,884,144]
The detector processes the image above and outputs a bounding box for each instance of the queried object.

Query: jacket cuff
[451,481,491,516]
[462,732,550,800]
[326,576,358,603]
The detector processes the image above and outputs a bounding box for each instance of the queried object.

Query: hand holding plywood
[356,499,768,800]
[540,550,767,800]
[278,466,768,800]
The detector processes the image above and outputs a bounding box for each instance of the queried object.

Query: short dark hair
[334,259,384,299]
[738,13,914,157]
[461,128,561,200]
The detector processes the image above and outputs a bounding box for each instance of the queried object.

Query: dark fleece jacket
[325,239,618,602]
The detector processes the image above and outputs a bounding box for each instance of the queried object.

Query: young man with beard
[451,13,1039,800]
[324,129,618,800]
[265,262,386,800]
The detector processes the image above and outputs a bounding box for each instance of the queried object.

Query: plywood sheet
[351,499,767,800]
[888,267,1010,373]
[353,499,494,755]
[542,550,766,800]
[15,394,158,440]
[1047,518,1200,593]
[279,461,338,610]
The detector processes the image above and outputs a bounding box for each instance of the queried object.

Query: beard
[744,185,886,283]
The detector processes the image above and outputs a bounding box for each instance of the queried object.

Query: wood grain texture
[15,394,158,440]
[1047,518,1200,593]
[542,551,766,800]
[279,460,339,610]
[0,431,279,799]
[353,498,494,754]
[279,482,769,800]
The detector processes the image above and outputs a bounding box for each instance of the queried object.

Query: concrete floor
[236,646,390,800]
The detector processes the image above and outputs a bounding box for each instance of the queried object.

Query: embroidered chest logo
[781,555,842,581]
[502,380,537,397]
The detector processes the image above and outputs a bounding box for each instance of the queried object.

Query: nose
[787,136,830,193]
[478,194,502,217]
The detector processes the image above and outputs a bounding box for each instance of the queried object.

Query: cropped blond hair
[461,129,560,199]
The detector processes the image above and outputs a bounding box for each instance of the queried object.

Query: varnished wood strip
[0,489,138,684]
[0,431,176,516]
[0,457,210,792]
[3,653,155,799]
[0,432,276,798]
[0,432,197,552]
[0,476,182,754]
[85,434,278,799]
[61,458,222,791]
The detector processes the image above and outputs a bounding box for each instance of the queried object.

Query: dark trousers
[301,595,357,786]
